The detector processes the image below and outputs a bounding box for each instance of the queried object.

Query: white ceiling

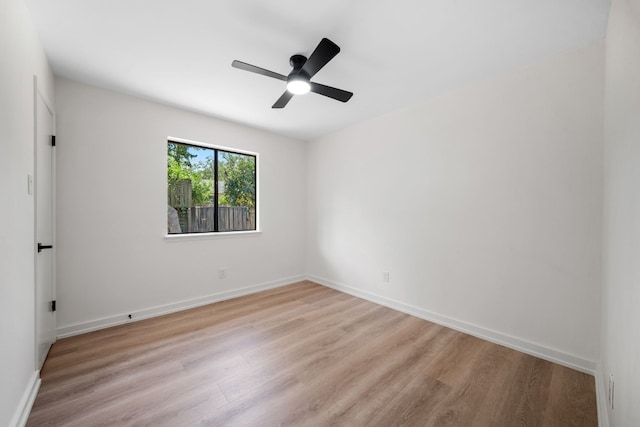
[24,0,610,141]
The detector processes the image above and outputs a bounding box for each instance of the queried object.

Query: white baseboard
[57,275,305,338]
[595,362,610,427]
[9,370,40,427]
[307,274,597,375]
[57,272,598,375]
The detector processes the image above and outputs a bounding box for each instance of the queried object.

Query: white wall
[0,0,54,425]
[601,0,640,425]
[54,78,307,333]
[307,42,604,370]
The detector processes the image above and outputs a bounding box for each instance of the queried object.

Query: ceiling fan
[232,38,353,109]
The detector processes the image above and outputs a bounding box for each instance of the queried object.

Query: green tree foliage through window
[167,141,256,233]
[219,152,256,208]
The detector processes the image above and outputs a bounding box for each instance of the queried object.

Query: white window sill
[164,230,262,242]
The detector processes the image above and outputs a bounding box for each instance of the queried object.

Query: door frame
[33,75,56,369]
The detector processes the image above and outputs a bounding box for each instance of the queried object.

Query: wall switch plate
[609,373,615,410]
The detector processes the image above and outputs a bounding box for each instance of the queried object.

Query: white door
[35,80,56,369]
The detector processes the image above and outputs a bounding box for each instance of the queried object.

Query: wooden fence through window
[178,206,254,233]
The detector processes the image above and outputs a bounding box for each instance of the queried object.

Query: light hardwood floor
[27,281,597,426]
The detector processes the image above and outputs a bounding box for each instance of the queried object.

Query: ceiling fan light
[287,79,311,95]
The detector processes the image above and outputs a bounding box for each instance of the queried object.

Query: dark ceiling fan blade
[309,82,353,103]
[300,38,340,78]
[272,91,294,109]
[232,60,287,81]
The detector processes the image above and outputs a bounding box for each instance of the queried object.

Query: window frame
[164,136,260,240]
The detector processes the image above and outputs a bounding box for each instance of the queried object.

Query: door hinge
[50,300,56,312]
[51,135,56,147]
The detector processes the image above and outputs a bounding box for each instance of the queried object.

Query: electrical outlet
[383,271,390,283]
[609,373,615,410]
[218,268,227,279]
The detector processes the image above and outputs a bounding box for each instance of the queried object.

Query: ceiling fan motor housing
[289,55,310,82]
[289,54,307,70]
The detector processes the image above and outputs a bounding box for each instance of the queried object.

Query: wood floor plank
[318,323,450,426]
[368,372,452,427]
[486,352,556,427]
[217,305,404,407]
[542,364,598,426]
[423,341,515,426]
[27,281,598,426]
[464,344,522,425]
[252,317,436,426]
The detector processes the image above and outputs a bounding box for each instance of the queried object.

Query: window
[167,139,257,234]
